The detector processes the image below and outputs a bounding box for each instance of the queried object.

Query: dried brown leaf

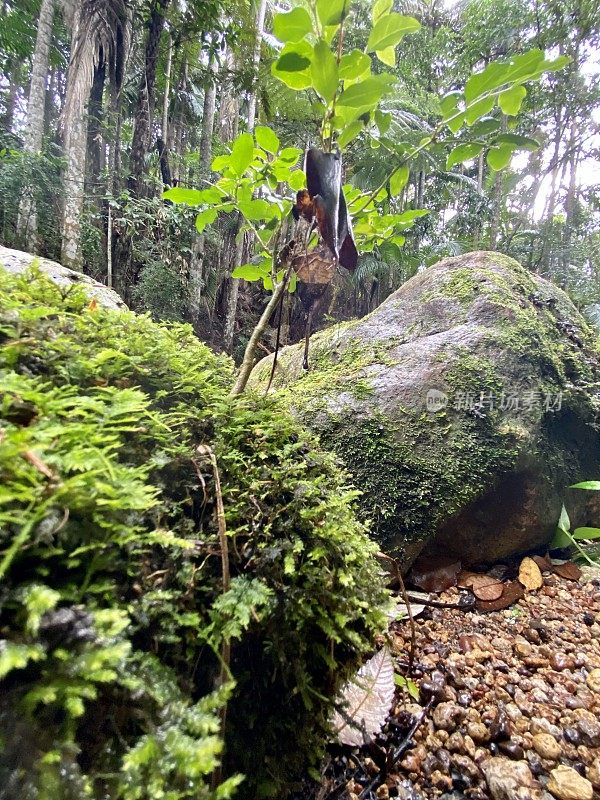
[551,561,582,581]
[476,580,525,613]
[469,575,504,601]
[532,555,552,572]
[330,646,396,747]
[518,557,543,591]
[457,570,480,588]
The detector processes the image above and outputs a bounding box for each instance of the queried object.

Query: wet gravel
[312,568,600,800]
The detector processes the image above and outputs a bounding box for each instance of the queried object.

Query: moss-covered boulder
[0,267,386,799]
[0,245,126,310]
[251,252,600,567]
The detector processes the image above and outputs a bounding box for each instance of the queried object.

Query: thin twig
[376,552,416,674]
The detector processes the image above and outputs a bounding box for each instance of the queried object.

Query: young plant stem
[229,264,293,397]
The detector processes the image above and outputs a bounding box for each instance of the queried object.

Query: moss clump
[0,268,386,799]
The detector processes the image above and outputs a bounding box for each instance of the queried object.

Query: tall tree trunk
[489,116,507,250]
[17,0,55,250]
[128,0,170,197]
[61,109,88,269]
[562,118,579,274]
[161,32,173,143]
[222,0,267,353]
[188,51,217,323]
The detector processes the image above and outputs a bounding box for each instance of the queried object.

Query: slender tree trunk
[222,0,267,353]
[2,62,20,132]
[188,51,217,323]
[161,32,172,143]
[489,116,507,250]
[562,118,578,273]
[17,0,55,249]
[128,0,170,196]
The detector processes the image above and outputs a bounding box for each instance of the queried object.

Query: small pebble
[585,667,600,693]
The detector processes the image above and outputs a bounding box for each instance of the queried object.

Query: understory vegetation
[0,266,387,799]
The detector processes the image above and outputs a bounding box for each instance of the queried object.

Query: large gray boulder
[0,246,126,311]
[251,251,600,568]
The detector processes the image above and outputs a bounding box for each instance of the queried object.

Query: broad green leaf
[376,46,396,67]
[339,50,371,80]
[573,527,600,540]
[195,207,218,233]
[288,271,297,293]
[373,0,393,23]
[495,133,539,151]
[232,263,266,281]
[263,275,274,290]
[469,117,501,137]
[570,481,600,490]
[550,526,572,549]
[162,187,204,205]
[367,13,420,52]
[499,84,527,115]
[273,7,312,42]
[338,119,364,148]
[389,165,409,196]
[279,146,303,164]
[288,170,306,190]
[272,42,313,89]
[311,39,339,102]
[465,95,495,125]
[317,0,349,26]
[486,143,514,170]
[237,198,277,221]
[229,133,255,177]
[337,75,396,108]
[447,114,464,134]
[395,209,429,223]
[375,109,391,134]
[465,61,509,103]
[446,142,484,169]
[211,154,230,171]
[440,90,462,119]
[255,126,280,154]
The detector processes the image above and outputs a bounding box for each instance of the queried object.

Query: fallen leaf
[518,557,543,591]
[551,561,582,581]
[476,580,525,613]
[330,646,396,747]
[532,554,552,572]
[88,298,98,311]
[409,555,461,593]
[386,601,426,621]
[457,570,480,588]
[469,575,504,601]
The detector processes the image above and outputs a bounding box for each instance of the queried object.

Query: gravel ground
[313,567,600,800]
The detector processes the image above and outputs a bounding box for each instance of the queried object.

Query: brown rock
[481,757,535,800]
[468,722,490,743]
[586,758,600,788]
[585,668,600,693]
[532,733,561,760]
[432,701,463,731]
[546,765,593,800]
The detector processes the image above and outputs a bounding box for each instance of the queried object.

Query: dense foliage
[0,266,387,798]
[0,0,598,355]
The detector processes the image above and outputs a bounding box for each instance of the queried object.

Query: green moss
[421,266,480,304]
[0,267,387,799]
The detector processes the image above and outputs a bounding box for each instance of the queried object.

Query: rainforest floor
[306,565,600,800]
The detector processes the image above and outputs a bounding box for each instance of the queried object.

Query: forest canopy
[0,0,598,359]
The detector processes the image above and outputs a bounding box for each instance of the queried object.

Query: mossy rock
[0,266,386,799]
[251,251,600,567]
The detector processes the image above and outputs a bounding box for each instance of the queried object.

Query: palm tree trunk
[222,0,267,353]
[17,0,55,250]
[61,109,88,269]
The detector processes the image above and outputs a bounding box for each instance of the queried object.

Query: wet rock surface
[309,572,600,800]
